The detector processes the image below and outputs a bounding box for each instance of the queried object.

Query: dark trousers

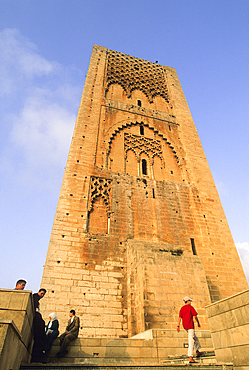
[59,332,76,352]
[47,330,59,350]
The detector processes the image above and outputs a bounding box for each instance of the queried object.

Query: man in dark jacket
[31,312,47,362]
[33,288,46,312]
[56,310,80,358]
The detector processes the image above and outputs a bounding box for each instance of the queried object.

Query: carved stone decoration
[105,50,169,103]
[88,177,112,214]
[124,133,164,166]
[106,121,180,166]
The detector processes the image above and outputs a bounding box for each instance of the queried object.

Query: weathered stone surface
[0,289,34,369]
[0,321,24,370]
[40,45,248,338]
[206,289,249,369]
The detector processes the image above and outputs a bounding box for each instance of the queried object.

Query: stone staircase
[20,365,233,370]
[20,353,233,370]
[20,357,233,370]
[19,330,233,370]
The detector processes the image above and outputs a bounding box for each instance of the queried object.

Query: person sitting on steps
[56,309,80,358]
[45,312,59,353]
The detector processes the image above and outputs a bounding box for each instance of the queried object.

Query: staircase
[20,357,233,370]
[19,330,233,370]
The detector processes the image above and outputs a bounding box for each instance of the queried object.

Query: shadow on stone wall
[206,276,221,303]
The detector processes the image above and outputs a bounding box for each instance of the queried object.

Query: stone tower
[41,45,248,338]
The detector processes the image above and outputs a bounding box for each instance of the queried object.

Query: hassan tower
[41,45,248,338]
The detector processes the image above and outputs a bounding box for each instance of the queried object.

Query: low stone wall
[0,289,34,370]
[0,320,23,370]
[206,288,249,370]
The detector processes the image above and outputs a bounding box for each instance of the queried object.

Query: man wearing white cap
[177,296,203,363]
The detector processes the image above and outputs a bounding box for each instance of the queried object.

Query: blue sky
[1,0,249,292]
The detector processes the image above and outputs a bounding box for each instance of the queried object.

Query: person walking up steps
[177,296,203,363]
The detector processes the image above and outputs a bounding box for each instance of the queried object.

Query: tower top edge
[92,44,176,72]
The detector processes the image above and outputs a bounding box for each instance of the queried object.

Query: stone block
[0,320,31,370]
[0,292,11,309]
[230,344,249,366]
[0,321,22,370]
[206,289,249,366]
[229,323,249,346]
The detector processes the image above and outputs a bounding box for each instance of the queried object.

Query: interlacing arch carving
[105,50,169,104]
[124,133,164,166]
[88,177,112,215]
[106,121,180,165]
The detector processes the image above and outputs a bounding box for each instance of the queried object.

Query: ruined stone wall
[40,45,247,338]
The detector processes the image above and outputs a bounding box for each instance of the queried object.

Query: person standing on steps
[33,288,46,312]
[15,279,26,290]
[177,296,203,363]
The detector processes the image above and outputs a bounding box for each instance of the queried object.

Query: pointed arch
[105,121,182,181]
[105,120,180,166]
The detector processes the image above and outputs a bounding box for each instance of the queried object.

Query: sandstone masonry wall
[40,45,247,338]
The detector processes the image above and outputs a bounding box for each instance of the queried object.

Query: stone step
[44,330,214,365]
[20,351,233,370]
[20,330,223,369]
[162,351,216,364]
[20,364,233,370]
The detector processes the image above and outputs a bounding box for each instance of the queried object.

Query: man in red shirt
[177,296,203,363]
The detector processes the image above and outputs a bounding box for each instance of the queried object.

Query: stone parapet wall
[206,289,249,370]
[0,320,23,370]
[0,289,34,369]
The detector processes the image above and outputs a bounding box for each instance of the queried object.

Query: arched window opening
[140,125,144,135]
[142,159,147,175]
[137,99,142,107]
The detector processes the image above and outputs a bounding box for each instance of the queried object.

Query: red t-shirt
[179,304,198,330]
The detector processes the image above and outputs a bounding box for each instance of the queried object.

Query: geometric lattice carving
[106,50,169,103]
[88,177,112,214]
[124,133,164,165]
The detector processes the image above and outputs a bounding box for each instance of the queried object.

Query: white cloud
[0,28,57,96]
[235,242,249,284]
[11,90,75,167]
[0,28,82,190]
